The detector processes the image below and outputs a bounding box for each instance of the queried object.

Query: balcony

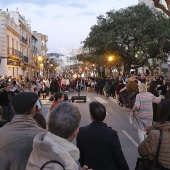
[21,56,29,63]
[41,45,48,51]
[20,36,27,45]
[32,45,37,52]
[10,48,22,58]
[41,35,48,41]
[7,48,22,60]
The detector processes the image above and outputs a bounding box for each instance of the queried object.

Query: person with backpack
[26,102,92,170]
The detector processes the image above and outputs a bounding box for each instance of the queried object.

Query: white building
[7,11,33,77]
[32,31,48,76]
[0,10,22,77]
[0,8,48,78]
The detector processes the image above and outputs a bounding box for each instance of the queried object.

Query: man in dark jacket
[50,78,59,94]
[157,78,168,96]
[76,101,129,170]
[0,84,15,122]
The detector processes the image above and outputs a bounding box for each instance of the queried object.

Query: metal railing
[20,36,27,45]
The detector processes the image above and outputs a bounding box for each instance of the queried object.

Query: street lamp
[108,56,113,76]
[38,56,42,61]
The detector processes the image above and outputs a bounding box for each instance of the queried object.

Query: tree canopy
[79,3,170,74]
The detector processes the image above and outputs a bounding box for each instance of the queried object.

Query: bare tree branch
[153,0,170,17]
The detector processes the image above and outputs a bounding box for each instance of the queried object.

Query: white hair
[138,83,147,93]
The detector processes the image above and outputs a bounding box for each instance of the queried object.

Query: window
[16,41,18,50]
[7,36,9,55]
[16,41,18,56]
[17,68,18,76]
[12,38,14,55]
[13,67,15,77]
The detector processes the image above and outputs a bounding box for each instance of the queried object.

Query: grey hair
[48,102,81,139]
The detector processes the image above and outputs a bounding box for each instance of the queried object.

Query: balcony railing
[21,56,29,63]
[20,36,27,45]
[7,48,22,59]
[32,46,37,52]
[41,45,48,51]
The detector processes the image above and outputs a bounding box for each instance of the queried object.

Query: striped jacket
[131,92,162,131]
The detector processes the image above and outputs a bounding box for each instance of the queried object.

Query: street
[41,90,140,170]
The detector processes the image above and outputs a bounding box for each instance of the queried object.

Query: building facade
[0,10,22,77]
[32,31,48,77]
[0,9,48,78]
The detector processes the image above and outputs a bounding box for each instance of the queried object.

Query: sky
[0,0,138,54]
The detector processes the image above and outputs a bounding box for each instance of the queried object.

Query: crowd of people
[0,73,170,169]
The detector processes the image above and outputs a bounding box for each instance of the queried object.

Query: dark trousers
[119,91,135,109]
[100,86,104,95]
[2,103,15,122]
[46,87,49,96]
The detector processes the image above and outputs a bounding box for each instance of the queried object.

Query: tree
[82,4,170,74]
[77,53,106,76]
[152,0,170,17]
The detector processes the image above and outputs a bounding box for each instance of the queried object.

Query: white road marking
[41,100,49,105]
[106,112,109,115]
[94,97,108,103]
[122,130,138,147]
[86,97,91,101]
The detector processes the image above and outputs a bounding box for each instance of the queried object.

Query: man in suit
[76,101,129,170]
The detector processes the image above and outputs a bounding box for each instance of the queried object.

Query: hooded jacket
[26,132,81,170]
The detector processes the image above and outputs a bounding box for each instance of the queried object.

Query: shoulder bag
[135,129,169,170]
[40,160,65,170]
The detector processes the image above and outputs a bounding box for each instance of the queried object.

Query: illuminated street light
[108,56,113,61]
[38,56,42,61]
[108,56,114,76]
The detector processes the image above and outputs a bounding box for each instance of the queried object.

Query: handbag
[135,129,168,170]
[49,95,54,101]
[40,160,65,170]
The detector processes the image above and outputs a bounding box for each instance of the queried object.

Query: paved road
[40,90,140,170]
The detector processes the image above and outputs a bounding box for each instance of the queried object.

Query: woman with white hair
[130,83,164,143]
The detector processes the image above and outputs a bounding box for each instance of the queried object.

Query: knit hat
[12,92,38,114]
